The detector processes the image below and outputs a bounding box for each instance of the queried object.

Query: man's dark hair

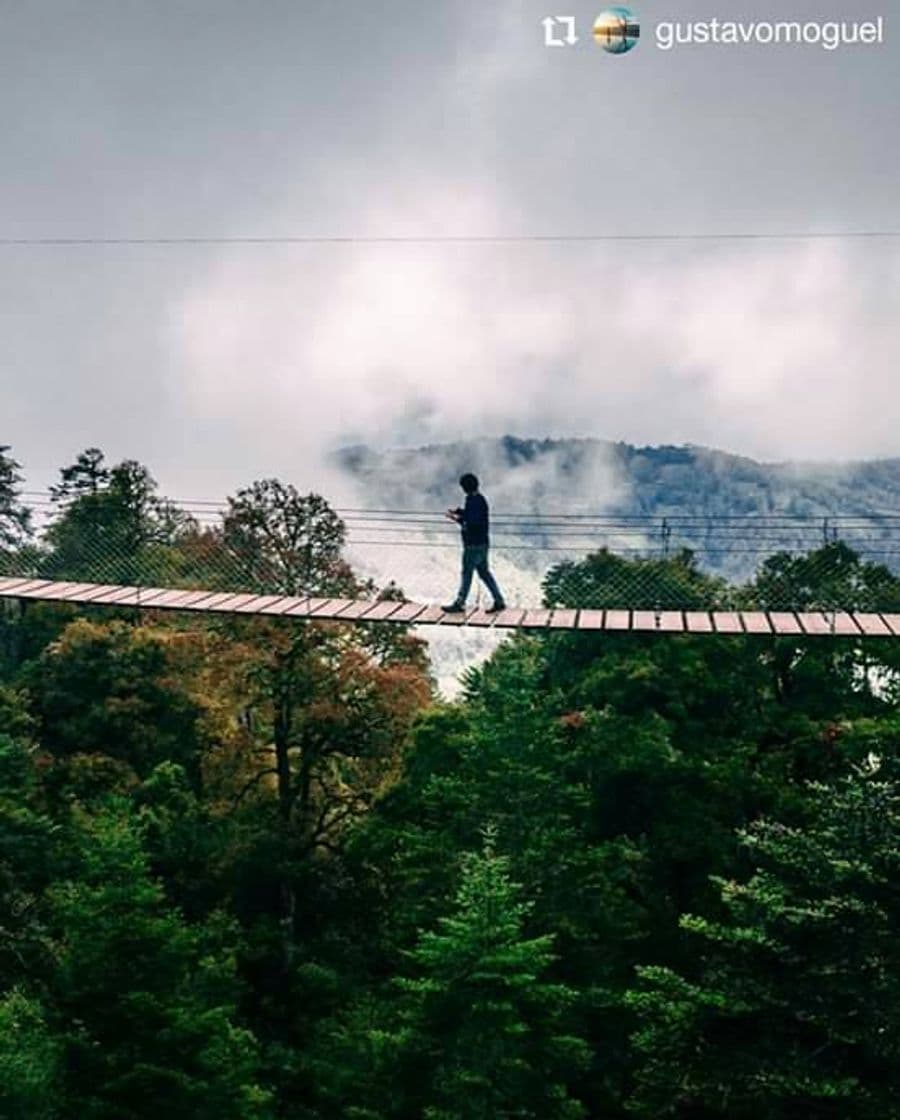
[459,473,479,494]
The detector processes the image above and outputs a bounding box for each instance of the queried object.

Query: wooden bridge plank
[65,585,132,605]
[768,612,804,635]
[134,588,194,608]
[549,609,578,629]
[21,580,77,599]
[0,577,36,593]
[466,608,497,627]
[577,609,606,630]
[3,579,56,596]
[438,607,479,626]
[829,612,862,636]
[306,598,357,618]
[356,600,406,622]
[685,612,714,633]
[31,581,98,600]
[520,609,552,628]
[258,596,308,616]
[279,598,318,617]
[232,594,288,613]
[488,608,527,628]
[409,605,445,625]
[632,611,660,632]
[711,612,743,634]
[879,614,900,637]
[166,590,229,610]
[383,601,429,624]
[658,611,685,632]
[332,599,378,620]
[78,585,134,604]
[79,583,140,603]
[797,612,833,636]
[200,591,259,611]
[604,610,631,631]
[741,612,772,634]
[182,591,245,612]
[199,591,261,611]
[853,613,892,636]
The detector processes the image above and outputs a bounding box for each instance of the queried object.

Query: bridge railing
[5,508,900,614]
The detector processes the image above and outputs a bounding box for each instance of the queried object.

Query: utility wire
[3,231,900,247]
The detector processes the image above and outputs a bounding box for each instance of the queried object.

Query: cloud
[4,0,899,502]
[171,192,900,479]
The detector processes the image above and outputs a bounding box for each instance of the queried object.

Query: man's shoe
[485,601,506,614]
[441,603,465,613]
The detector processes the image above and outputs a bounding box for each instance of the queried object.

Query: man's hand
[445,508,461,522]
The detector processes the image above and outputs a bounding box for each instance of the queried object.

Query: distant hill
[334,436,900,694]
[335,435,900,580]
[336,435,900,519]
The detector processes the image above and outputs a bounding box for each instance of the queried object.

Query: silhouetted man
[442,473,506,613]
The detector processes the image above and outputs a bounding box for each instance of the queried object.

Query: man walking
[442,473,506,614]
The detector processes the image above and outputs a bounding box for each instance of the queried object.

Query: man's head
[459,473,479,494]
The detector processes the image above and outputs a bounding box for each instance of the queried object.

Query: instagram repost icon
[593,7,640,53]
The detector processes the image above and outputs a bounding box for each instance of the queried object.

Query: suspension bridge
[6,495,900,637]
[1,575,897,637]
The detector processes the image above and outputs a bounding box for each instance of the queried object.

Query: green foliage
[223,481,357,596]
[393,827,589,1120]
[8,444,900,1120]
[22,619,206,788]
[0,444,32,558]
[627,761,900,1119]
[745,541,900,613]
[0,987,61,1119]
[543,548,728,610]
[313,829,589,1120]
[0,732,60,992]
[44,452,196,585]
[47,802,273,1120]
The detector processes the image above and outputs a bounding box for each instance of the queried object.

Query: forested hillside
[3,444,900,1118]
[338,436,900,519]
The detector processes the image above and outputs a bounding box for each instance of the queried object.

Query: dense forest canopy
[2,443,900,1118]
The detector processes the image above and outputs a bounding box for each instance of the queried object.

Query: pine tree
[47,801,274,1120]
[627,759,900,1119]
[391,826,589,1120]
[0,445,31,557]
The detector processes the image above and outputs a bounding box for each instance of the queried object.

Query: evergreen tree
[46,455,194,584]
[386,827,588,1119]
[0,444,32,558]
[0,988,61,1120]
[47,802,273,1120]
[627,759,900,1119]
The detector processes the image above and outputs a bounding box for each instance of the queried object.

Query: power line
[22,492,900,525]
[2,230,900,247]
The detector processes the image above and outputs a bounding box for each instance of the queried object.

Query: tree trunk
[272,651,296,974]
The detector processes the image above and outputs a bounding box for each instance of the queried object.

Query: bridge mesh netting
[5,494,900,616]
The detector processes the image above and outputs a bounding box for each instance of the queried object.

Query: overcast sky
[2,0,898,498]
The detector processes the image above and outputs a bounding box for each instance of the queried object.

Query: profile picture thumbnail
[593,7,641,54]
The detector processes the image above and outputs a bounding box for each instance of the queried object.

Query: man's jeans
[454,545,503,607]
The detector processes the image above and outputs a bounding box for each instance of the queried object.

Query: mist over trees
[2,443,900,1116]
